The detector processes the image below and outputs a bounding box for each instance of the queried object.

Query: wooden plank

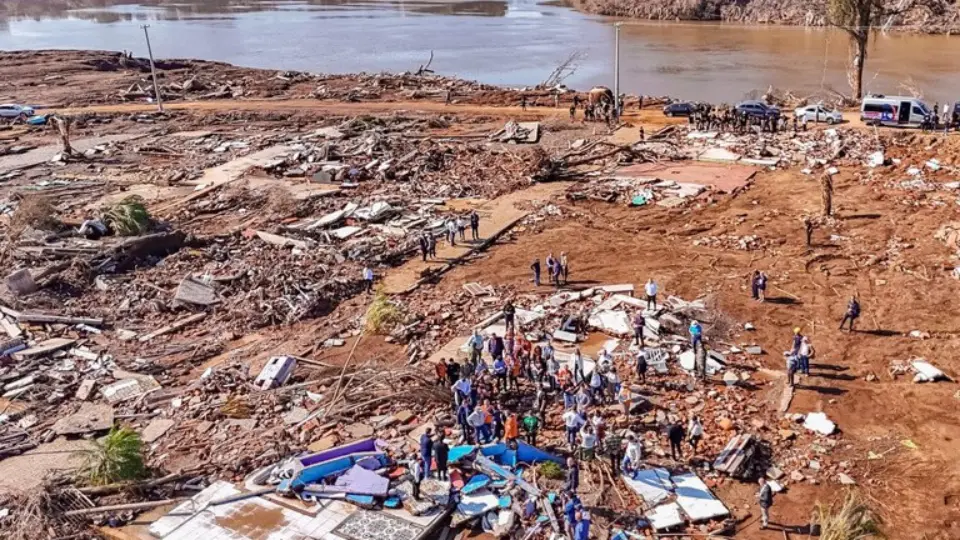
[17,313,104,326]
[0,318,22,338]
[255,230,308,250]
[779,384,794,413]
[11,338,76,360]
[138,313,207,342]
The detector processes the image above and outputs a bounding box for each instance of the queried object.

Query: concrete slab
[617,161,755,193]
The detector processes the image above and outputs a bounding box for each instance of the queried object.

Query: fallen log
[17,313,104,326]
[62,498,187,517]
[138,312,207,342]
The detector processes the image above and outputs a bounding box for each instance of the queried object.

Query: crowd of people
[411,277,727,538]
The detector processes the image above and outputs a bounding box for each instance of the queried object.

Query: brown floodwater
[0,0,957,103]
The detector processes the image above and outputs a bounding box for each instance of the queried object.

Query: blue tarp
[449,441,562,467]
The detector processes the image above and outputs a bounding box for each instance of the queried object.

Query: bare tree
[51,115,74,156]
[828,0,915,99]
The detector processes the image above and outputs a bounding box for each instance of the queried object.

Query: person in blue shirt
[689,320,703,353]
[574,509,591,540]
[493,357,508,393]
[563,492,581,539]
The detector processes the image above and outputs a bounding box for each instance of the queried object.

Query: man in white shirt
[645,279,658,310]
[687,415,704,454]
[624,434,643,473]
[562,409,585,449]
[579,424,597,460]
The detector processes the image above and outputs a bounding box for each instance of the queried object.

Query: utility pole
[613,22,621,120]
[141,24,163,113]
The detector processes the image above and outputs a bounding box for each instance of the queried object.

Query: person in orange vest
[504,411,520,444]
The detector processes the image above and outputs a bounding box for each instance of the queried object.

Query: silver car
[0,104,35,118]
[793,104,842,125]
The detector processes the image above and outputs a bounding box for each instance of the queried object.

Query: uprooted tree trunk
[51,115,75,156]
[820,173,834,217]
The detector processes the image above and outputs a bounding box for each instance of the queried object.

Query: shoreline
[567,0,960,35]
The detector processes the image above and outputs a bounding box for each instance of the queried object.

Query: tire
[666,111,674,117]
[827,117,837,125]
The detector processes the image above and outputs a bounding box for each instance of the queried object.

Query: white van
[861,95,931,127]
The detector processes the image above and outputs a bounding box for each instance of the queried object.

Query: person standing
[573,347,585,385]
[560,251,569,285]
[687,415,703,454]
[636,348,648,384]
[457,215,467,241]
[645,279,658,310]
[521,410,540,446]
[757,478,774,529]
[624,434,643,473]
[563,409,585,449]
[468,406,488,443]
[504,411,520,444]
[604,430,624,473]
[418,234,428,262]
[667,422,685,461]
[565,456,580,493]
[362,266,374,293]
[546,253,556,285]
[468,329,484,370]
[689,320,703,354]
[574,509,591,540]
[786,353,797,387]
[797,335,813,376]
[420,427,434,478]
[434,360,447,386]
[579,424,597,461]
[427,233,437,259]
[409,455,423,500]
[434,437,449,480]
[503,300,516,332]
[633,312,645,347]
[493,356,508,393]
[446,218,458,247]
[469,210,480,240]
[531,258,541,287]
[489,333,505,362]
[521,96,527,111]
[563,492,581,539]
[750,270,760,301]
[446,359,459,386]
[452,374,471,408]
[551,262,562,289]
[456,400,471,442]
[840,296,860,331]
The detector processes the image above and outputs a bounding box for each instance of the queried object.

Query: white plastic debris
[803,412,836,435]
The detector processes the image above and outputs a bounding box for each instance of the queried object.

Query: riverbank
[1,49,960,540]
[572,0,960,34]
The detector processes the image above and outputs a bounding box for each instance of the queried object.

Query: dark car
[736,100,780,118]
[663,102,695,117]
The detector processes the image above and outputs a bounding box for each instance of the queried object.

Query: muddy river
[1,0,958,103]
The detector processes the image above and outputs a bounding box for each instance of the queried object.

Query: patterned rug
[332,509,423,540]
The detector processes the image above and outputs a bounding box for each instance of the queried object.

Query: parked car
[0,104,35,119]
[662,102,695,117]
[736,100,780,118]
[794,104,843,125]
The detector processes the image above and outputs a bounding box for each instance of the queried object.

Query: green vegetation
[104,195,151,236]
[76,426,146,486]
[538,461,565,480]
[365,289,404,335]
